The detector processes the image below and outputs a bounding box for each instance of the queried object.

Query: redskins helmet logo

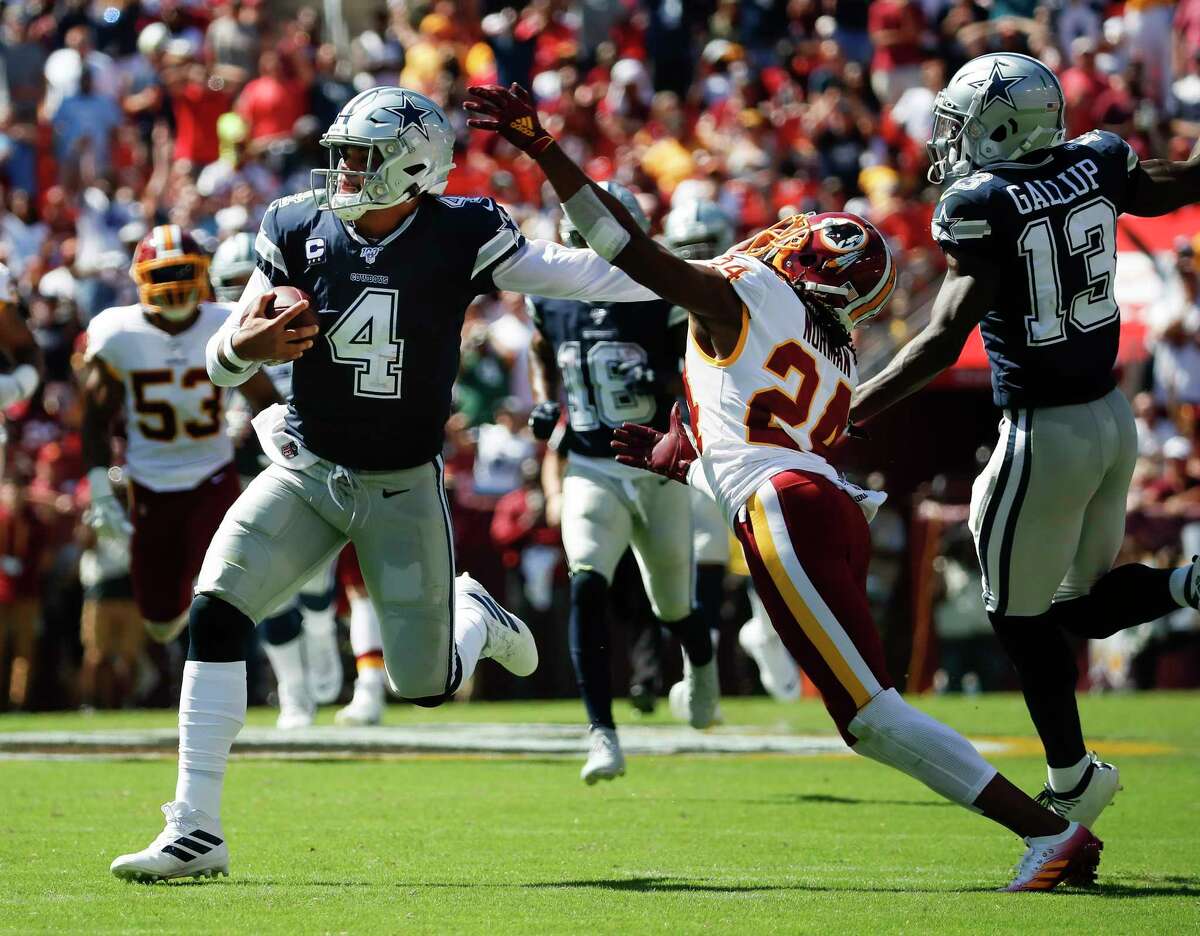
[814,218,867,254]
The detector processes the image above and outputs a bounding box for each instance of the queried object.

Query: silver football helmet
[210,232,257,301]
[560,181,649,247]
[927,53,1065,184]
[312,86,456,221]
[662,200,734,260]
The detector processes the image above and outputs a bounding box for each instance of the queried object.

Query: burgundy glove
[610,402,696,485]
[464,83,554,155]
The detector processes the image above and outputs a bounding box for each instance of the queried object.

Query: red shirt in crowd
[869,0,926,72]
[173,82,232,166]
[0,503,45,603]
[236,75,310,142]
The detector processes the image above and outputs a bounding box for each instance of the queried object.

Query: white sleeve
[206,270,270,387]
[491,239,662,303]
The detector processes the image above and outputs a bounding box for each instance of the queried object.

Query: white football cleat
[110,802,229,883]
[1004,821,1102,892]
[1035,755,1121,828]
[738,617,801,702]
[276,683,315,730]
[334,674,384,726]
[459,574,538,677]
[581,725,625,785]
[668,658,721,729]
[303,624,344,705]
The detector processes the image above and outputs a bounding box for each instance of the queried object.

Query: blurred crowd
[1,0,1199,710]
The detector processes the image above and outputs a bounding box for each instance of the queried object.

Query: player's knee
[258,607,302,646]
[569,568,609,605]
[188,593,254,662]
[989,611,1077,687]
[648,586,692,624]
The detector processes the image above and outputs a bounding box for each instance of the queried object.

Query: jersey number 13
[1018,196,1120,346]
[326,289,406,398]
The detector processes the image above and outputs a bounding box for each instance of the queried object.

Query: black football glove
[528,400,562,441]
[614,360,657,394]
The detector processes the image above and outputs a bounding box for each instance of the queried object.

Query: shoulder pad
[932,184,994,247]
[1064,130,1139,173]
[266,190,318,215]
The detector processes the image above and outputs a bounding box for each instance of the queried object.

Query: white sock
[1169,565,1191,607]
[357,665,386,691]
[175,661,246,821]
[302,603,337,638]
[348,593,382,658]
[262,636,307,700]
[1048,753,1091,793]
[452,580,488,685]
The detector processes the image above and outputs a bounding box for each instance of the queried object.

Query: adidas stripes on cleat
[110,802,230,883]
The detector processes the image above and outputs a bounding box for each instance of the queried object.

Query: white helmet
[662,200,734,260]
[210,232,257,301]
[559,181,648,247]
[312,86,456,221]
[927,53,1065,184]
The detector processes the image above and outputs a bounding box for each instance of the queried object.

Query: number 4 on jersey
[326,289,405,398]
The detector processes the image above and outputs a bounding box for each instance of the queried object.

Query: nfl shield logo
[361,246,382,265]
[589,308,608,325]
[281,441,298,459]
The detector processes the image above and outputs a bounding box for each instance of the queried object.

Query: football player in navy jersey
[529,182,717,784]
[111,86,666,883]
[852,53,1200,829]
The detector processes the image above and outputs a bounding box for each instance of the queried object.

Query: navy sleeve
[931,174,998,257]
[255,200,292,287]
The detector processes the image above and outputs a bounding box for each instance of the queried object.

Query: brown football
[269,285,318,330]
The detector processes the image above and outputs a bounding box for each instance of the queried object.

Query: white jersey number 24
[326,289,405,398]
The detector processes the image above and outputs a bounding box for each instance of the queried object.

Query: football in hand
[269,286,318,331]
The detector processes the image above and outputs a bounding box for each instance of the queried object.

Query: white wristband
[562,186,632,261]
[223,330,252,369]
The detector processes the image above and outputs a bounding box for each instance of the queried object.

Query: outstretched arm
[850,250,997,425]
[1126,154,1200,217]
[465,85,742,332]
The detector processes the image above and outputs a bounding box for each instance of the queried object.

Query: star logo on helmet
[381,95,434,141]
[931,203,963,244]
[968,60,1024,112]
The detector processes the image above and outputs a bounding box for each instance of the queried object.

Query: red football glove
[464,83,554,155]
[611,402,696,485]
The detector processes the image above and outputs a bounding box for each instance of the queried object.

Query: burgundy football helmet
[742,211,896,334]
[131,224,211,321]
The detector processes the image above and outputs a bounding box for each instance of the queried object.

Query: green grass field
[0,693,1197,935]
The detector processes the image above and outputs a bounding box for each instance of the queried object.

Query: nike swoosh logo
[382,489,410,499]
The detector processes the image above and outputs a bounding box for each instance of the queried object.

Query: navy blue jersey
[530,297,685,458]
[255,191,524,469]
[931,130,1140,409]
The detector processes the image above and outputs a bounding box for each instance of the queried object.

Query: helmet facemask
[926,104,969,184]
[133,257,211,321]
[312,140,430,222]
